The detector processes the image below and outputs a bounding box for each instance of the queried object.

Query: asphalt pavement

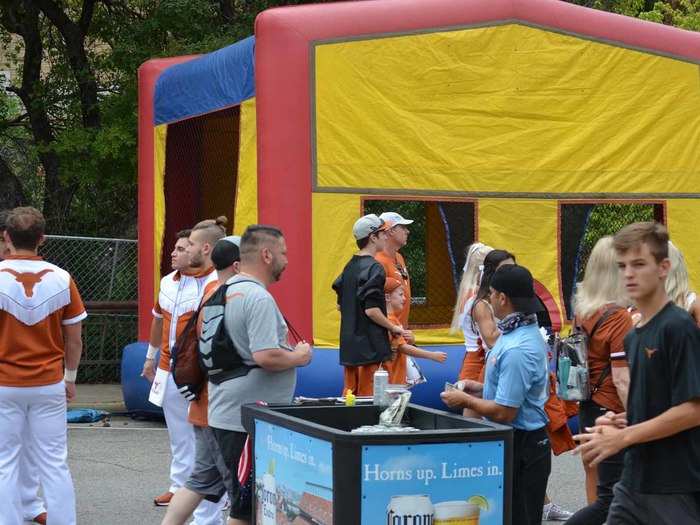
[43,415,587,525]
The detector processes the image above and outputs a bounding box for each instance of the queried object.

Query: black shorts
[211,427,251,521]
[608,482,700,525]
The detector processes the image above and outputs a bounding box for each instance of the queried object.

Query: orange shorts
[343,363,381,396]
[458,347,486,381]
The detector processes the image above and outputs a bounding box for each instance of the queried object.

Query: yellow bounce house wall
[311,23,700,347]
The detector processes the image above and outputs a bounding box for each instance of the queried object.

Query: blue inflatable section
[296,346,465,410]
[154,36,255,125]
[121,342,164,418]
[121,342,465,413]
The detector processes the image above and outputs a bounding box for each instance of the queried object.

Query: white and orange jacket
[152,267,216,372]
[0,255,87,387]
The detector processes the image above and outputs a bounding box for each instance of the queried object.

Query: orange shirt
[152,267,216,371]
[578,306,632,413]
[0,255,86,387]
[384,312,408,384]
[187,280,220,427]
[375,251,411,328]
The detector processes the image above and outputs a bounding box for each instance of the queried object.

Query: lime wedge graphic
[467,495,489,511]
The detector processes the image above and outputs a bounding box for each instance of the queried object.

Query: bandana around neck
[497,312,538,334]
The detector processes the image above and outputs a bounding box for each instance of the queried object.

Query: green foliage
[0,0,342,236]
[576,203,656,282]
[567,0,700,29]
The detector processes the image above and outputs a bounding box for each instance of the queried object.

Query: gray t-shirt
[207,274,296,432]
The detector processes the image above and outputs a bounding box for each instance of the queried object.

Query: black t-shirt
[332,255,392,366]
[621,302,700,494]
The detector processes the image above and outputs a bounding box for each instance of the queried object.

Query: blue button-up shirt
[483,323,549,431]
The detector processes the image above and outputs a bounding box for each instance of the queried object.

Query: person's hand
[391,324,404,336]
[440,389,472,409]
[595,411,628,429]
[573,425,625,467]
[65,381,77,401]
[295,341,312,366]
[141,359,156,382]
[403,330,415,344]
[458,379,484,397]
[431,351,447,363]
[631,312,642,326]
[178,385,197,402]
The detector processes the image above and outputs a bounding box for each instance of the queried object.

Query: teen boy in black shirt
[333,214,405,396]
[575,222,700,524]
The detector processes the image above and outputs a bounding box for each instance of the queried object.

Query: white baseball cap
[379,211,414,226]
[352,214,392,240]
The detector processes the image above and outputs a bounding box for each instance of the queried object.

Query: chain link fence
[39,235,138,383]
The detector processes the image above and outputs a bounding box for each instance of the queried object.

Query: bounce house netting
[160,107,239,275]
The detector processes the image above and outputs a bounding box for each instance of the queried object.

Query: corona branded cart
[242,403,513,525]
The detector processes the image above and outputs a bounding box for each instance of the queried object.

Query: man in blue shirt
[442,264,550,525]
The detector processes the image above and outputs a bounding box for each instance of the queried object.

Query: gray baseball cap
[352,214,391,240]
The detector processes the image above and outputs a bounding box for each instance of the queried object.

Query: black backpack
[198,280,259,385]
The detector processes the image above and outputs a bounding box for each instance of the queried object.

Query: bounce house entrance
[160,106,239,275]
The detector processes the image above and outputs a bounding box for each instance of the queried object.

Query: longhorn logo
[1,268,53,297]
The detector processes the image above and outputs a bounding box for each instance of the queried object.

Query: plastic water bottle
[373,366,389,407]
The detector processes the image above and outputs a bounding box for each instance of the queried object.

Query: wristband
[64,368,78,382]
[146,344,159,359]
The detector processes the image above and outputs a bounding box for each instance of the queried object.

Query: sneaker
[542,502,573,521]
[32,513,47,525]
[153,491,174,506]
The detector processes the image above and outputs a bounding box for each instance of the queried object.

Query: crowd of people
[0,205,698,525]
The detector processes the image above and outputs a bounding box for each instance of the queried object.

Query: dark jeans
[566,400,625,525]
[512,426,552,525]
[211,427,251,521]
[607,482,700,524]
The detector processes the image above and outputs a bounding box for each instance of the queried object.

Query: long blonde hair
[450,242,493,333]
[573,236,628,320]
[666,241,692,309]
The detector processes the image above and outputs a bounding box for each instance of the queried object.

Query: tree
[0,0,338,236]
[567,0,700,29]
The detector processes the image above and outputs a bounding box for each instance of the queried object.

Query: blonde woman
[567,236,633,525]
[666,241,700,326]
[450,242,493,381]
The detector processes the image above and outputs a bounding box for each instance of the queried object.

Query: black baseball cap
[211,235,240,271]
[490,264,543,313]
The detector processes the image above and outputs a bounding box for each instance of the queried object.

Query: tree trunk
[35,0,101,128]
[1,1,72,231]
[0,155,26,209]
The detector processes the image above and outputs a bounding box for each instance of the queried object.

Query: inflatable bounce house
[135,0,700,406]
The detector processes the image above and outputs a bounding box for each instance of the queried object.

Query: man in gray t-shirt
[205,225,311,525]
[207,274,297,432]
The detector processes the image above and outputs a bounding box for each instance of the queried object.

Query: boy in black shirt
[333,214,405,396]
[575,222,700,524]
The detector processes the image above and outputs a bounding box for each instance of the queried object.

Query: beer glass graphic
[433,501,480,525]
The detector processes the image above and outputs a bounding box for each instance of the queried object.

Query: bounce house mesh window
[160,107,240,274]
[364,199,476,328]
[560,202,665,320]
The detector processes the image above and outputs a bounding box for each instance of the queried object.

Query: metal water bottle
[373,365,389,407]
